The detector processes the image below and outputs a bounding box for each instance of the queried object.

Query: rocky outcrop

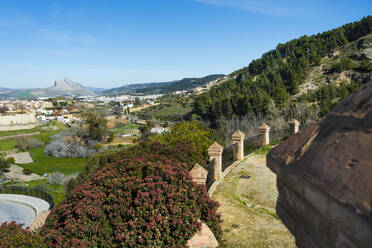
[267,80,372,248]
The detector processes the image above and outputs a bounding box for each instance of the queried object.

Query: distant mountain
[31,78,93,97]
[103,74,225,96]
[0,78,94,98]
[85,87,106,93]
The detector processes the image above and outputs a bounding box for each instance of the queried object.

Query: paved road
[212,154,296,248]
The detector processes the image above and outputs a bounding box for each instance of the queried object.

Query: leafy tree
[0,106,8,113]
[149,120,221,160]
[0,158,10,176]
[83,112,107,141]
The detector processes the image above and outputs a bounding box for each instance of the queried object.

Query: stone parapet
[208,142,223,181]
[190,164,208,186]
[258,123,270,147]
[231,130,245,161]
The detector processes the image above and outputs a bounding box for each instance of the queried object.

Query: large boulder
[267,81,372,248]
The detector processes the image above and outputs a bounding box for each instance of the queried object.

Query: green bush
[0,222,46,248]
[360,60,372,72]
[149,120,222,161]
[0,158,10,175]
[23,168,33,175]
[331,57,354,73]
[6,157,15,164]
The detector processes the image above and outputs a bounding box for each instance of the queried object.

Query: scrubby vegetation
[15,137,43,151]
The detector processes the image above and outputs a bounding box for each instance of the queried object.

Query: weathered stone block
[267,81,372,248]
[190,164,208,186]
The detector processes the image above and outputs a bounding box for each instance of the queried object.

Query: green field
[0,122,66,151]
[0,127,40,137]
[108,123,140,135]
[0,123,88,175]
[0,139,15,151]
[137,98,193,121]
[17,147,88,175]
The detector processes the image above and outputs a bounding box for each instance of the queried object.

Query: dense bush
[6,157,15,163]
[42,142,221,247]
[47,172,78,185]
[0,222,46,248]
[44,140,94,158]
[23,168,33,175]
[44,129,101,158]
[15,137,43,151]
[149,120,222,160]
[0,158,10,175]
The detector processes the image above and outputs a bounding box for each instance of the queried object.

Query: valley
[0,12,371,248]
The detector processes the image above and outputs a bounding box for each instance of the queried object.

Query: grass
[0,122,67,151]
[0,127,40,137]
[137,100,193,121]
[108,124,140,135]
[0,139,15,151]
[4,179,66,205]
[17,147,88,175]
[253,145,272,155]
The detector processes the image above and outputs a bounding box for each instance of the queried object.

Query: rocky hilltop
[31,78,93,97]
[267,80,372,248]
[0,78,94,98]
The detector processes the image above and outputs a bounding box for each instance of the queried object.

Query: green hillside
[193,16,372,127]
[103,74,224,95]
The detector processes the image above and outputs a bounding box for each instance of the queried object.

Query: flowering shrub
[0,222,46,248]
[67,141,206,193]
[42,142,221,247]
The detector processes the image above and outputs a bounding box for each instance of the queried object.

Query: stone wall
[0,114,37,126]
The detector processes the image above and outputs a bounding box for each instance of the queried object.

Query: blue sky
[0,0,371,88]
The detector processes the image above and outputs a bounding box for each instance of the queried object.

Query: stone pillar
[190,164,208,186]
[231,130,245,161]
[208,142,223,182]
[258,123,270,147]
[289,119,300,135]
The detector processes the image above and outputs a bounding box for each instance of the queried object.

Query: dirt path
[212,154,296,248]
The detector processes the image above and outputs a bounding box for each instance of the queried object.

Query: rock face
[267,80,372,248]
